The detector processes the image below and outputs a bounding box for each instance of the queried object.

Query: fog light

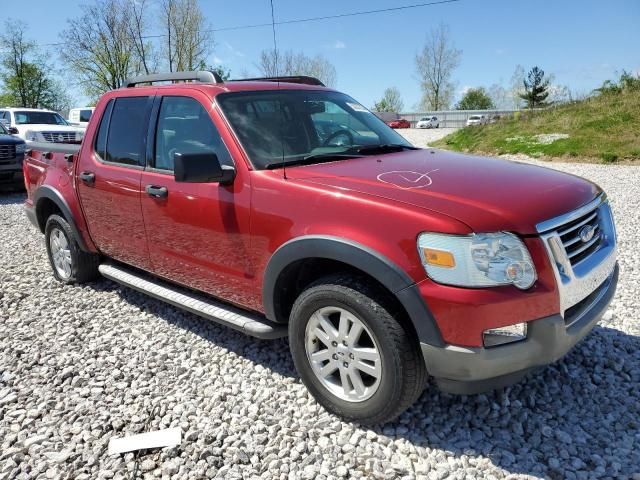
[483,322,527,347]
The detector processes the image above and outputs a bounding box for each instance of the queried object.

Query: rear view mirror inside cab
[303,101,326,114]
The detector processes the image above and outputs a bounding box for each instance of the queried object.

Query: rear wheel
[289,275,427,425]
[45,214,100,284]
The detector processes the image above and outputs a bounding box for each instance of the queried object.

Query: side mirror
[8,127,18,135]
[173,152,236,184]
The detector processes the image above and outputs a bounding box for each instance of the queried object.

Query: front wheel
[289,275,427,425]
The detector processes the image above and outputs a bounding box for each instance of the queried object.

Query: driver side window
[153,96,232,172]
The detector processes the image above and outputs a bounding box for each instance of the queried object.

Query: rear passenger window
[153,96,232,172]
[104,97,149,166]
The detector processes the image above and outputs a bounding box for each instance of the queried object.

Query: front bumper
[0,157,24,183]
[422,263,618,394]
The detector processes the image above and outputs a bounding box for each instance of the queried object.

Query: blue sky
[8,0,640,109]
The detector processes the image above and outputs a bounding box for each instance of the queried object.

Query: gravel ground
[398,128,457,148]
[1,156,639,480]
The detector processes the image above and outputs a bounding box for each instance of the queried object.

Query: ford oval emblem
[579,225,595,243]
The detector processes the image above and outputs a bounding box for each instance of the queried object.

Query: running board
[98,263,287,339]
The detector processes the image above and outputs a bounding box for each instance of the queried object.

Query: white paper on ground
[108,427,181,456]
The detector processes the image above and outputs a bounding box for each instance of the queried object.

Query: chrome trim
[565,272,614,329]
[557,211,598,237]
[538,197,617,314]
[566,233,601,259]
[536,193,606,234]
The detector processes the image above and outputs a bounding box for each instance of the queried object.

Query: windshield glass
[14,111,68,125]
[217,90,412,169]
[469,116,481,120]
[0,123,7,134]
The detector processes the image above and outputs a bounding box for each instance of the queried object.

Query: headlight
[16,143,26,153]
[25,131,39,142]
[75,131,84,141]
[417,232,537,289]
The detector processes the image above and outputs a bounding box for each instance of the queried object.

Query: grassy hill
[432,82,640,163]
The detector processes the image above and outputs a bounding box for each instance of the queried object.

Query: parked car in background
[416,116,439,129]
[386,118,410,129]
[24,71,618,425]
[0,121,26,187]
[68,107,95,128]
[466,115,487,126]
[0,108,84,143]
[489,114,501,123]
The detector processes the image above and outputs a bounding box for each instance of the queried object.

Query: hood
[0,133,26,145]
[285,149,600,234]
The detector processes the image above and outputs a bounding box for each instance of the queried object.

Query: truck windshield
[14,111,69,125]
[217,90,413,170]
[0,123,7,134]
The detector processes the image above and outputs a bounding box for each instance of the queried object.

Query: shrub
[600,152,618,163]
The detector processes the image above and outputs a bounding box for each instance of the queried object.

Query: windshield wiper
[264,153,363,169]
[348,144,420,155]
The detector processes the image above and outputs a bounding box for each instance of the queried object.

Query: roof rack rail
[123,70,224,88]
[230,75,325,87]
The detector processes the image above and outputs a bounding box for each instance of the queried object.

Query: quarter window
[94,100,114,161]
[153,96,232,172]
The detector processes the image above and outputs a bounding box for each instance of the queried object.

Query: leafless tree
[160,0,211,72]
[509,64,525,109]
[59,0,138,100]
[127,0,157,75]
[488,83,510,110]
[257,49,337,88]
[414,23,461,110]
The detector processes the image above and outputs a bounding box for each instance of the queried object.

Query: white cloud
[459,85,473,96]
[212,55,223,65]
[495,48,506,55]
[334,40,346,49]
[224,41,245,57]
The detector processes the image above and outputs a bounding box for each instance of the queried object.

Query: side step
[98,263,287,339]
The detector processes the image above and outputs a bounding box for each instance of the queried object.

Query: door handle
[145,185,168,198]
[79,171,95,185]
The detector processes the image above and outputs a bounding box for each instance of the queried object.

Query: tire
[289,274,427,425]
[45,214,100,284]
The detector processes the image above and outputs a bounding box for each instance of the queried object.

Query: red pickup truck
[23,71,618,424]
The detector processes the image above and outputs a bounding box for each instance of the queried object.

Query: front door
[139,93,253,304]
[76,95,154,270]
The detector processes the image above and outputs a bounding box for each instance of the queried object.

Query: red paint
[24,81,602,347]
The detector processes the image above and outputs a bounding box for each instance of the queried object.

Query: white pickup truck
[0,107,84,144]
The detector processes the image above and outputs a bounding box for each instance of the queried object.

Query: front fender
[263,235,444,347]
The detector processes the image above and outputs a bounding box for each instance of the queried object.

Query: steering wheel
[322,129,354,147]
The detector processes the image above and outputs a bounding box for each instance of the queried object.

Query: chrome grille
[556,208,602,266]
[537,194,617,315]
[0,144,16,161]
[41,131,77,143]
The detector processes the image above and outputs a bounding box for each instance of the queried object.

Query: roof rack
[123,70,224,88]
[230,76,325,87]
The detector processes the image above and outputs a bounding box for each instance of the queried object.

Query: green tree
[373,87,404,112]
[0,20,70,110]
[519,66,550,109]
[198,62,231,81]
[456,87,494,110]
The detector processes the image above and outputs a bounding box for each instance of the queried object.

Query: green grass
[432,89,640,163]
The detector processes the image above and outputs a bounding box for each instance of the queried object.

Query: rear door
[139,91,253,303]
[76,94,154,270]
